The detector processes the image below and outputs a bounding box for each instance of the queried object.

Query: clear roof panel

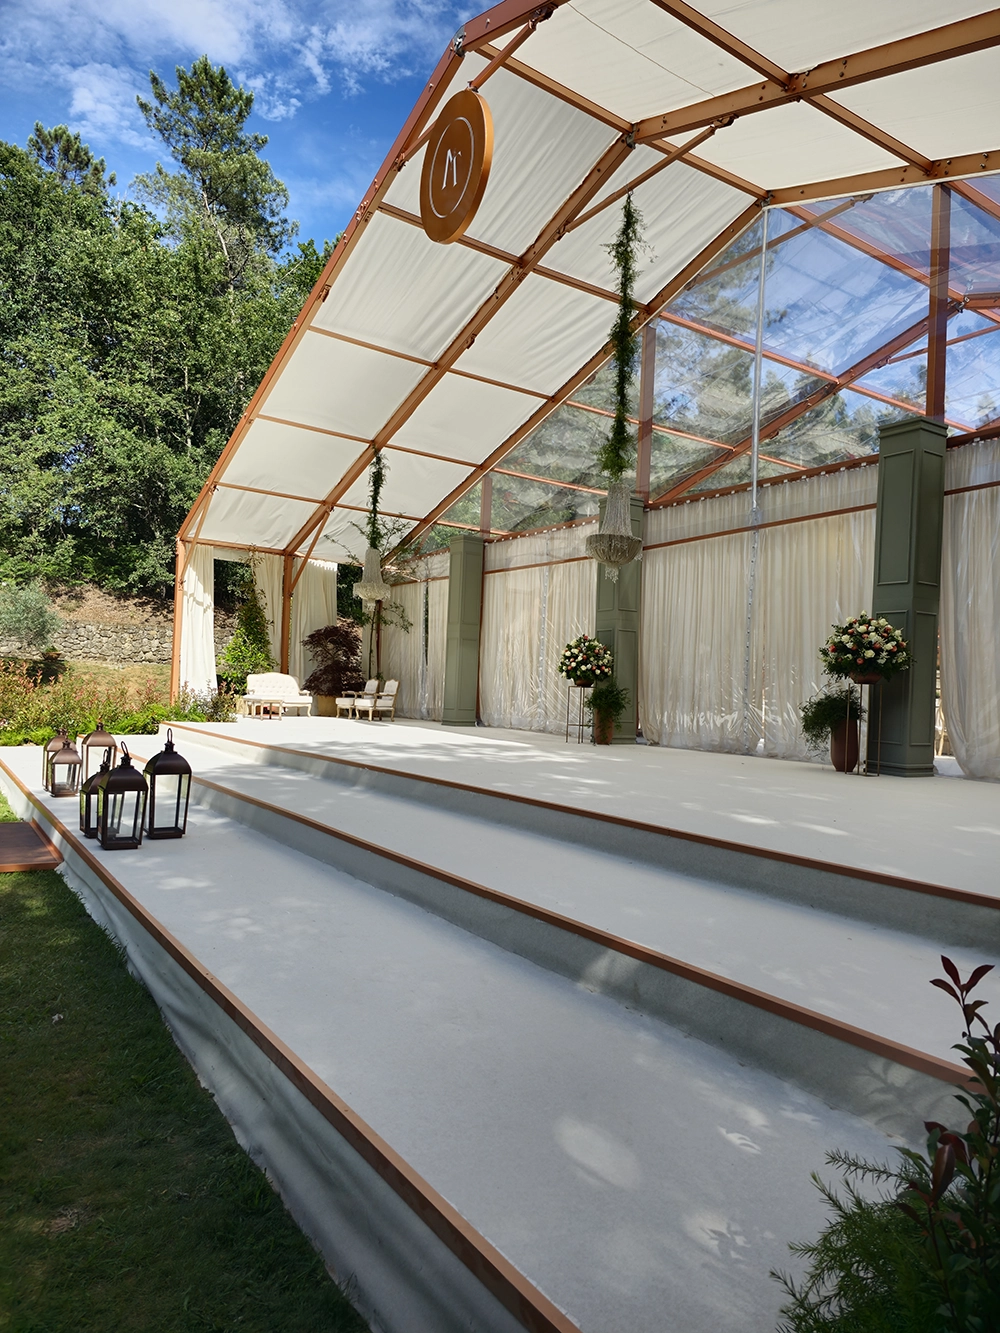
[501,403,621,491]
[648,432,730,499]
[686,455,793,493]
[759,391,918,469]
[491,475,601,533]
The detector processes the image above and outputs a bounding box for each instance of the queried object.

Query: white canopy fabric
[179,0,1000,565]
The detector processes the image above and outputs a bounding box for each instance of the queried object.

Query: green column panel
[594,494,644,744]
[442,533,484,727]
[867,418,947,777]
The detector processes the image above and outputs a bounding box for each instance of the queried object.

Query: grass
[0,790,367,1333]
[65,661,171,699]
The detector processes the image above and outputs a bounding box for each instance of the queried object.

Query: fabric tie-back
[179,544,217,696]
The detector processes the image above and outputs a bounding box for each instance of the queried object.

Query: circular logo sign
[420,89,493,245]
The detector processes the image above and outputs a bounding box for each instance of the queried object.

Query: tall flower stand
[565,683,592,744]
[850,671,884,775]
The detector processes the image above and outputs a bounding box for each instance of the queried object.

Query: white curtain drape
[941,439,1000,780]
[289,560,338,686]
[640,466,878,757]
[379,551,449,719]
[479,526,596,733]
[253,553,285,666]
[179,544,217,696]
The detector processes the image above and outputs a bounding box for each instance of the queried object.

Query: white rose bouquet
[819,613,911,680]
[558,634,614,685]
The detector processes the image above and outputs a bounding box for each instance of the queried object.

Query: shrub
[217,580,274,693]
[775,957,1000,1331]
[0,581,61,652]
[585,677,630,722]
[301,620,362,697]
[800,687,865,754]
[0,662,235,744]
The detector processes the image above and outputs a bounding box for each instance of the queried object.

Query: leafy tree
[0,58,333,599]
[217,572,274,693]
[0,581,61,651]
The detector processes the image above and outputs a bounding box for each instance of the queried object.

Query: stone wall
[0,617,234,666]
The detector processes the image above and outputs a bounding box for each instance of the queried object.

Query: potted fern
[800,687,865,772]
[585,678,630,745]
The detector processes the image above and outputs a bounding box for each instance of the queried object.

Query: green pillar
[442,533,484,726]
[867,418,947,776]
[594,493,643,743]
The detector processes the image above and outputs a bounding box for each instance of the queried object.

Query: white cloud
[0,0,467,144]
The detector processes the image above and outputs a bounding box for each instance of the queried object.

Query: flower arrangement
[819,613,911,680]
[558,634,613,686]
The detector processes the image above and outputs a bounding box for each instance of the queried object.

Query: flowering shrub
[558,634,614,685]
[0,661,235,745]
[819,613,911,680]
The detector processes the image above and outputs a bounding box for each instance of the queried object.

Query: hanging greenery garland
[586,193,645,580]
[355,450,394,604]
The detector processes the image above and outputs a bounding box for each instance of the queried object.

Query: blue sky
[0,0,472,248]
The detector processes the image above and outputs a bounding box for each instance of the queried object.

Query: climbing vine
[597,192,644,481]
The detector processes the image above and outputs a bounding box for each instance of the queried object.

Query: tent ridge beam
[635,10,1000,143]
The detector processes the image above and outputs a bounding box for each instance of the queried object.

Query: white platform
[3,723,993,1333]
[179,716,1000,896]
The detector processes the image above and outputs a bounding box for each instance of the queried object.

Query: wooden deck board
[0,821,62,872]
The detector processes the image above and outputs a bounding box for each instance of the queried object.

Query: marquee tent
[173,0,1000,777]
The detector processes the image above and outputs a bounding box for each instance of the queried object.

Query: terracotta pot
[830,718,859,772]
[850,671,882,685]
[314,695,337,717]
[593,712,615,745]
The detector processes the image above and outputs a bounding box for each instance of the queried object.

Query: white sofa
[242,673,313,717]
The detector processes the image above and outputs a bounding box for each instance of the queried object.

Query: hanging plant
[586,192,645,581]
[355,450,394,604]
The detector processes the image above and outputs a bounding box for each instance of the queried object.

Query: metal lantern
[143,729,192,840]
[47,738,82,797]
[96,744,148,850]
[42,729,68,788]
[79,721,118,782]
[80,747,113,838]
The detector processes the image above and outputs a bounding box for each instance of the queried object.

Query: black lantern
[80,747,112,838]
[79,721,118,783]
[143,729,192,840]
[42,729,68,788]
[46,737,81,797]
[96,744,148,850]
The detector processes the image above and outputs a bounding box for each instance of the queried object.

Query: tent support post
[927,184,951,422]
[170,540,184,703]
[280,555,293,675]
[636,324,655,501]
[442,534,484,726]
[595,494,644,743]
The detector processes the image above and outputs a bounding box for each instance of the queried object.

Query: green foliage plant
[217,568,274,693]
[301,620,363,697]
[585,677,631,723]
[0,580,62,652]
[27,122,115,192]
[775,957,1000,1332]
[597,193,644,482]
[800,687,865,754]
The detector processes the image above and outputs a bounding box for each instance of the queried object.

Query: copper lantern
[42,730,68,788]
[96,745,148,850]
[143,729,192,839]
[80,746,113,838]
[79,721,118,783]
[46,737,81,797]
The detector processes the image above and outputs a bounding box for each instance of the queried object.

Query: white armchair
[355,679,399,721]
[334,679,379,718]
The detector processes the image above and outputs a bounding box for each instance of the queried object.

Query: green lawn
[0,791,367,1332]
